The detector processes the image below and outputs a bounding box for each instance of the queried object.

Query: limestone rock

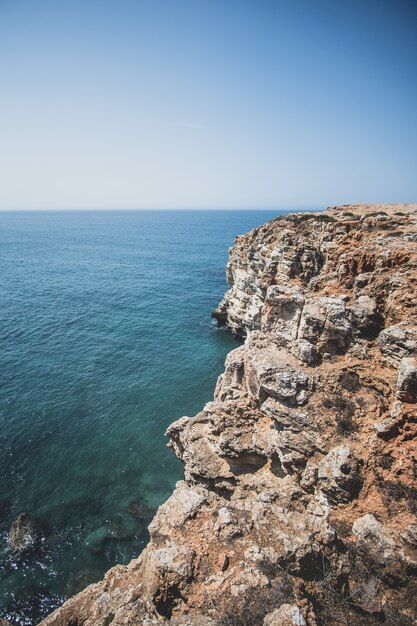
[144,545,196,616]
[351,295,383,338]
[396,356,417,403]
[263,604,307,626]
[297,297,351,363]
[352,514,412,583]
[149,482,208,536]
[378,323,417,366]
[318,446,362,504]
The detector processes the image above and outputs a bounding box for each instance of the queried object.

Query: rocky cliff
[41,204,417,626]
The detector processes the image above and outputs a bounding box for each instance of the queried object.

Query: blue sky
[0,0,416,210]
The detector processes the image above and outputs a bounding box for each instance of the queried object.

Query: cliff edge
[41,204,417,626]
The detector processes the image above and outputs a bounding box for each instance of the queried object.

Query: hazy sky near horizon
[0,0,416,210]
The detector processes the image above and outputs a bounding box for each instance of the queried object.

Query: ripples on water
[0,209,279,624]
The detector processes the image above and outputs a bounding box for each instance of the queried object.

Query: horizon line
[0,206,326,213]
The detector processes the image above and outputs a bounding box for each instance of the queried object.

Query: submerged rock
[127,499,154,521]
[8,512,38,554]
[84,526,110,553]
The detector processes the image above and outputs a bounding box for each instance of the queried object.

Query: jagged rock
[300,462,318,493]
[318,446,362,504]
[167,618,218,626]
[245,341,312,405]
[214,346,246,401]
[259,366,312,406]
[351,295,383,338]
[297,297,351,363]
[351,514,411,583]
[149,482,208,536]
[378,323,417,366]
[228,561,269,596]
[263,604,307,626]
[354,273,370,289]
[401,524,417,548]
[144,544,196,616]
[145,618,217,626]
[262,285,305,343]
[373,418,398,437]
[8,512,38,553]
[396,356,417,402]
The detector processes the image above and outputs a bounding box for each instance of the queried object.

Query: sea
[0,209,283,624]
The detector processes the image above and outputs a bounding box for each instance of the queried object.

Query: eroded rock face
[40,205,417,626]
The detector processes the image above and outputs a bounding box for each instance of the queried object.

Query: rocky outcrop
[40,205,417,626]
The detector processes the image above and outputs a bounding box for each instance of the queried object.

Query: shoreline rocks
[39,204,417,626]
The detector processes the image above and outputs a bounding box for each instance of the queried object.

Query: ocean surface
[0,209,282,624]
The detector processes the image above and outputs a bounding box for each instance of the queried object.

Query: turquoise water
[0,209,281,624]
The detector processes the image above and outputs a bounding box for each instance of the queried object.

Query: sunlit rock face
[41,205,417,626]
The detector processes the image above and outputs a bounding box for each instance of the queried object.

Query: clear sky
[0,0,416,210]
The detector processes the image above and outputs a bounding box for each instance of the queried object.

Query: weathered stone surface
[40,205,417,626]
[351,295,383,338]
[148,482,208,536]
[263,604,307,626]
[396,356,417,403]
[318,446,362,504]
[297,296,351,363]
[352,514,417,583]
[378,324,417,366]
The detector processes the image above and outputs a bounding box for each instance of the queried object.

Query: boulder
[258,366,311,406]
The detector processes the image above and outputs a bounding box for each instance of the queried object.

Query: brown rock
[218,553,229,571]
